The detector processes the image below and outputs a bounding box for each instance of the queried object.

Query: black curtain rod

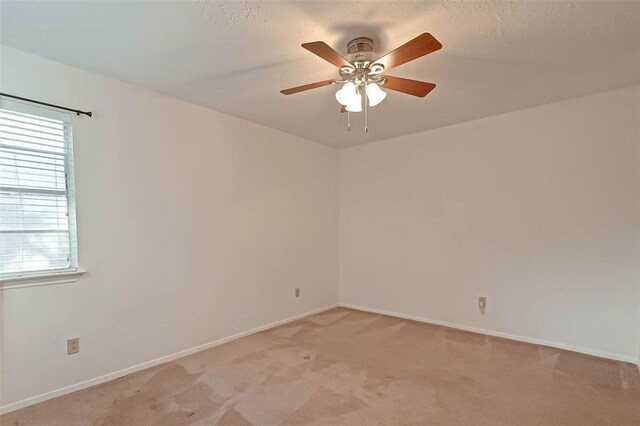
[0,93,92,117]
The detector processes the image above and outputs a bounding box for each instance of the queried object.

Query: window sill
[0,270,86,290]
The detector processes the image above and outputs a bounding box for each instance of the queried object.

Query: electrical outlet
[295,287,300,297]
[67,338,79,355]
[478,297,487,315]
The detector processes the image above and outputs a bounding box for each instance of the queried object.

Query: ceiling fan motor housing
[347,37,376,66]
[343,37,385,80]
[347,37,374,54]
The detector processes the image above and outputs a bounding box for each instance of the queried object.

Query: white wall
[0,47,339,409]
[340,86,640,362]
[1,45,639,412]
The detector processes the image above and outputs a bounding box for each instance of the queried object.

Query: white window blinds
[0,100,78,278]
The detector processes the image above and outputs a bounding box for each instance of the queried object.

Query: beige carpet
[3,307,640,425]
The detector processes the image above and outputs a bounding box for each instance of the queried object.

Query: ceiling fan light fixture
[335,82,357,106]
[345,93,363,112]
[366,83,387,107]
[281,33,442,132]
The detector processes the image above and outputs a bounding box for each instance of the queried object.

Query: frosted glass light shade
[366,83,387,107]
[345,93,362,112]
[336,82,357,106]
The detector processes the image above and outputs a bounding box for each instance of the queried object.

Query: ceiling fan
[280,33,442,132]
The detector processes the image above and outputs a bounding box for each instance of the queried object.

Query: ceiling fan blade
[382,76,436,97]
[301,41,352,68]
[280,79,334,95]
[374,33,442,71]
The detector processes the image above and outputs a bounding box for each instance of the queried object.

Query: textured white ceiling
[2,1,639,148]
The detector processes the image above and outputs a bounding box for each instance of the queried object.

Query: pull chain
[364,93,368,133]
[347,111,351,131]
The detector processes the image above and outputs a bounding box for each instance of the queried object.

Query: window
[0,99,79,282]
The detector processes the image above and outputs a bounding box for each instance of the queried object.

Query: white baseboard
[0,304,338,415]
[339,303,637,364]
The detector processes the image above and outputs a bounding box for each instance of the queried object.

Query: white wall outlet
[478,297,487,315]
[295,287,300,297]
[67,337,79,355]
